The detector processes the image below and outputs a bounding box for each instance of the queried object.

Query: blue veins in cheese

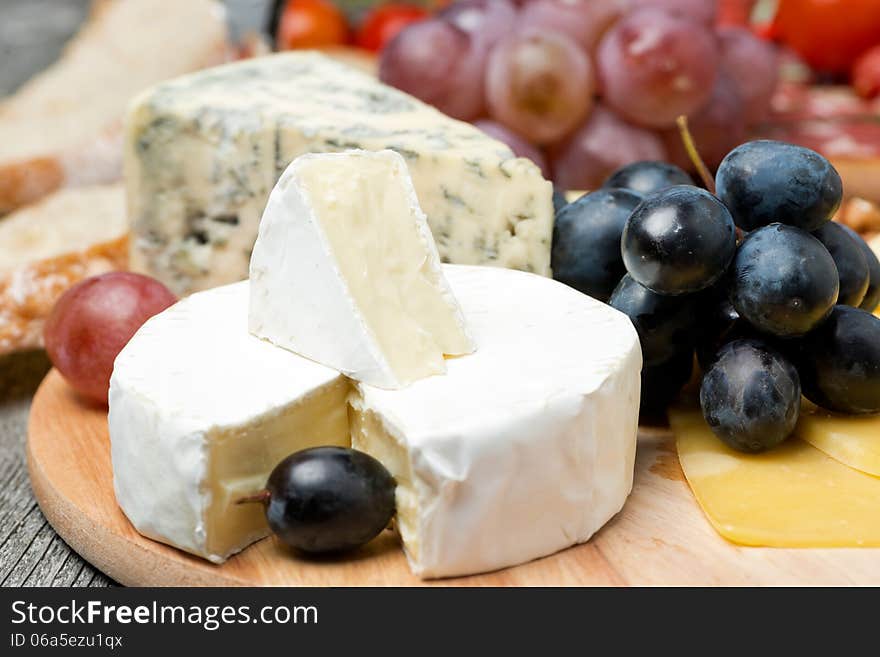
[124,51,554,295]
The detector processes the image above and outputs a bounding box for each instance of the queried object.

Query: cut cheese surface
[351,265,642,578]
[109,282,350,563]
[125,52,553,295]
[797,401,880,477]
[671,409,880,547]
[249,150,474,389]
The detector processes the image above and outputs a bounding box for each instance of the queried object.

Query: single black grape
[794,305,880,414]
[716,140,842,232]
[621,185,736,295]
[602,161,694,195]
[696,317,769,372]
[695,313,798,373]
[730,223,839,337]
[641,348,694,420]
[264,447,396,554]
[609,273,697,366]
[552,189,643,301]
[839,224,880,312]
[692,283,743,370]
[700,338,801,453]
[552,188,570,215]
[812,222,869,307]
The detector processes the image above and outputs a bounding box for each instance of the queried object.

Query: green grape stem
[676,115,716,194]
[236,490,271,505]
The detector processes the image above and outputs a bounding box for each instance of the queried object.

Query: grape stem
[676,115,716,194]
[235,490,271,505]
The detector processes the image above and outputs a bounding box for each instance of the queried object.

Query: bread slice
[0,0,228,213]
[832,159,880,207]
[0,185,127,355]
[835,197,880,237]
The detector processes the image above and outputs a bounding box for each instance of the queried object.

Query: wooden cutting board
[26,368,880,586]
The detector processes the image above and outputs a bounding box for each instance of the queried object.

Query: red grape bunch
[379,0,780,189]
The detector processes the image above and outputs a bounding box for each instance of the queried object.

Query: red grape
[518,0,630,52]
[44,272,176,404]
[485,30,594,145]
[633,0,717,25]
[663,73,746,171]
[550,105,666,191]
[473,119,550,176]
[379,18,486,120]
[428,0,518,121]
[718,26,779,124]
[439,0,518,53]
[596,8,719,129]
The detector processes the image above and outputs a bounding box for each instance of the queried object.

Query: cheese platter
[6,0,880,588]
[5,0,880,361]
[28,369,880,586]
[24,135,880,583]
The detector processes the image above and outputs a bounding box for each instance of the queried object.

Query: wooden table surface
[0,0,268,589]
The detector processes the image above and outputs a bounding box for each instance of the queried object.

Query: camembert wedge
[249,150,475,389]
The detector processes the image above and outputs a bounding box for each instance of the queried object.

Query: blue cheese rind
[125,52,554,295]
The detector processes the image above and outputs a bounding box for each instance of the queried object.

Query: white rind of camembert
[249,150,475,389]
[109,267,641,577]
[351,265,642,578]
[109,282,349,563]
[124,51,554,296]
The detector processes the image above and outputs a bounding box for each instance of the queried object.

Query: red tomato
[277,0,349,49]
[356,4,429,52]
[717,0,757,28]
[773,0,880,74]
[854,45,880,100]
[751,21,777,42]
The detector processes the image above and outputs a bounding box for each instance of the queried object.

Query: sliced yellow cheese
[797,402,880,478]
[670,408,880,547]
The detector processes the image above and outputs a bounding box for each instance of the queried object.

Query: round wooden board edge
[34,367,880,586]
[27,370,658,587]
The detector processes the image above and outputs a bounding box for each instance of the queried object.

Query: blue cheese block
[125,52,554,295]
